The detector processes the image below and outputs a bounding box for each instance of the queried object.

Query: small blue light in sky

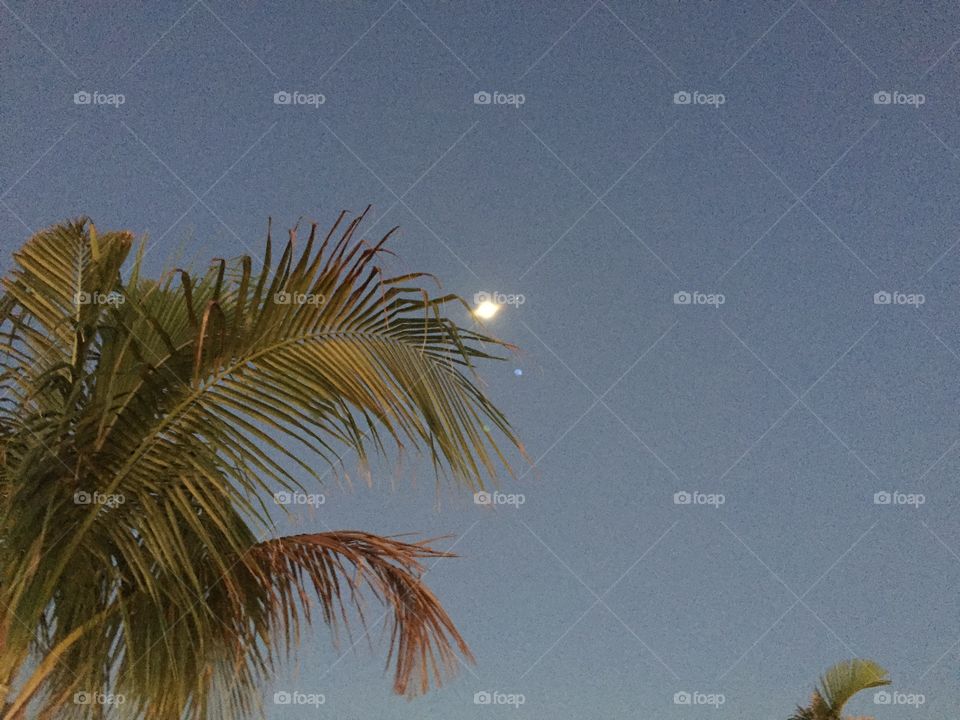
[514,368,522,376]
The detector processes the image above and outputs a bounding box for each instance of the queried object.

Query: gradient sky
[3,1,960,718]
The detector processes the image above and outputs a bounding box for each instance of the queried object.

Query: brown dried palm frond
[246,531,473,696]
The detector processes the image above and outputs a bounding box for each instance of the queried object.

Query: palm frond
[818,659,889,714]
[0,214,523,719]
[789,659,890,720]
[246,531,473,696]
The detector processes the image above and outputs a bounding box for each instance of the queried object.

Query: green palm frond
[817,658,889,714]
[0,213,524,719]
[789,659,890,720]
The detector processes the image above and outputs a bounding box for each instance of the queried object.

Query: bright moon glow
[474,301,500,319]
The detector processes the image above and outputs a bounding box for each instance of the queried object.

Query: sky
[2,1,960,718]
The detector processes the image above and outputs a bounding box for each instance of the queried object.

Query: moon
[474,300,500,319]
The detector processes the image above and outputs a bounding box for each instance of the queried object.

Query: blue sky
[3,1,960,718]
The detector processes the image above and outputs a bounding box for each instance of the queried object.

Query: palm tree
[0,212,523,719]
[789,659,891,720]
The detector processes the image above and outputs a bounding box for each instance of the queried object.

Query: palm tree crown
[0,212,522,719]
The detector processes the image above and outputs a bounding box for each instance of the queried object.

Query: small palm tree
[789,659,891,720]
[0,212,522,719]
